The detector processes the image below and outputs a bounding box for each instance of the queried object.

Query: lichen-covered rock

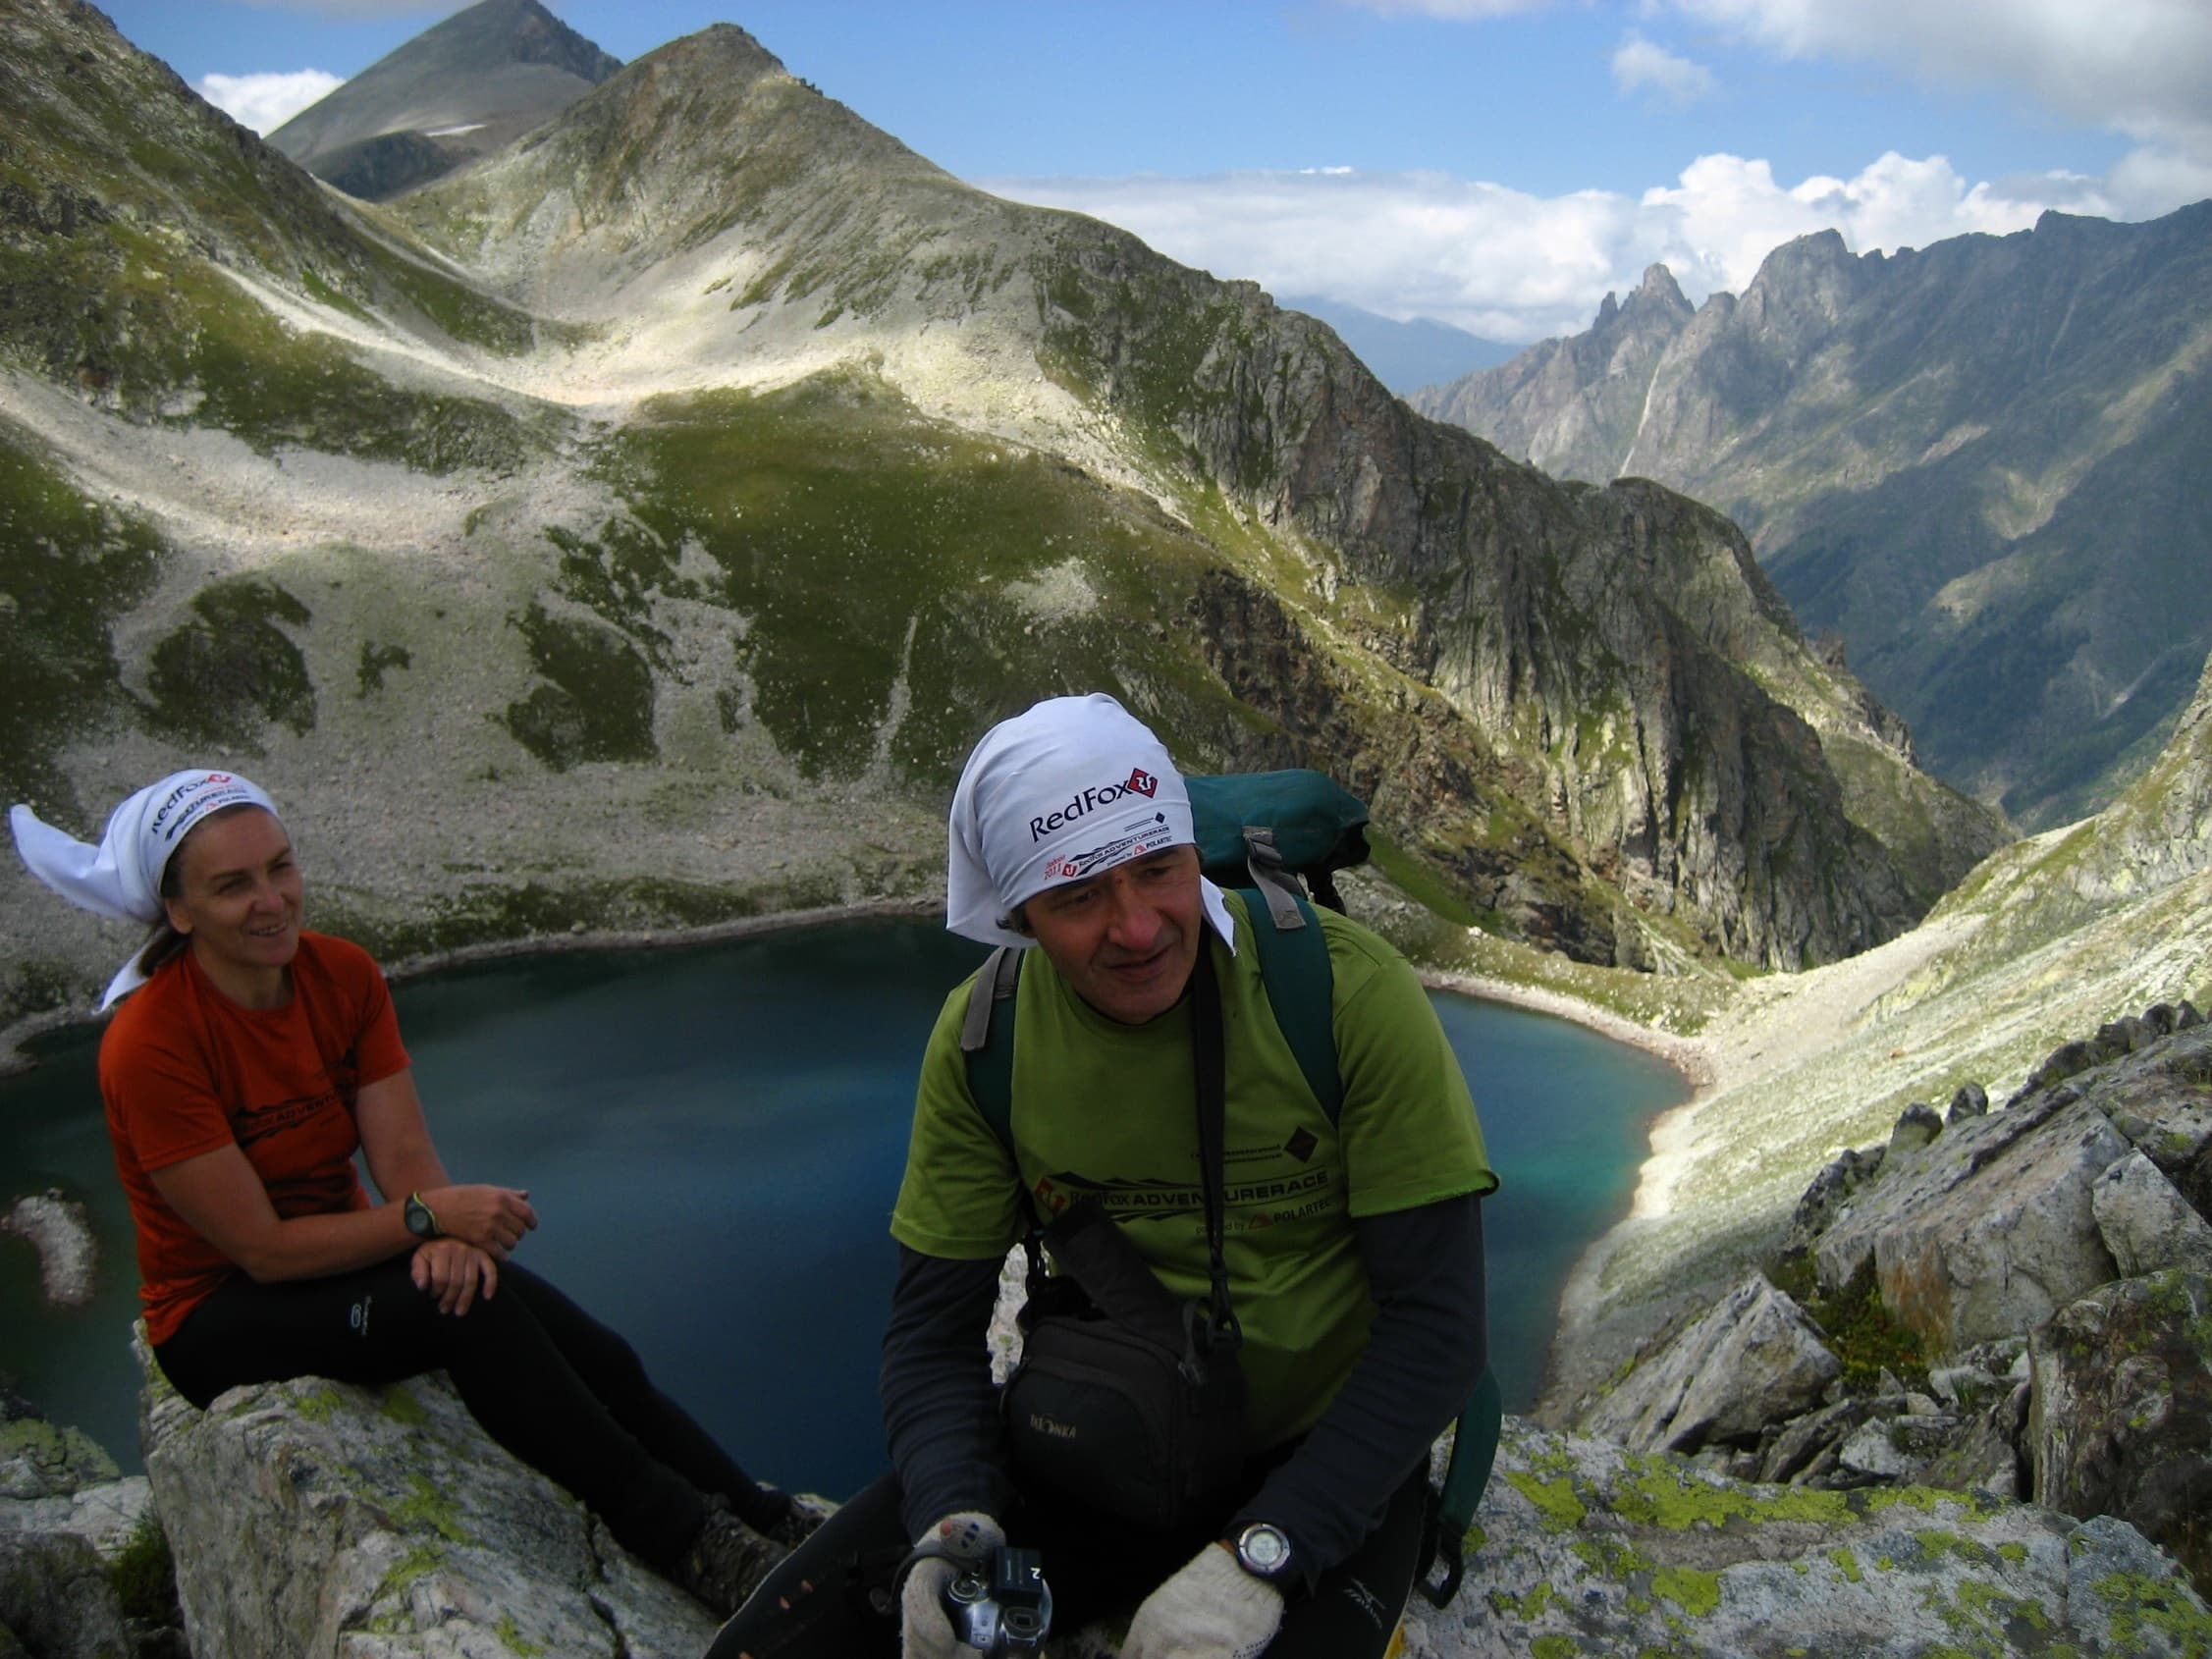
[2029,1268,2212,1592]
[135,1332,716,1658]
[1395,1416,2212,1658]
[1582,1273,1840,1456]
[1813,1086,2127,1353]
[0,1392,117,1504]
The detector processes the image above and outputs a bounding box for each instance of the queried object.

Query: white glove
[1121,1540,1285,1659]
[900,1511,1004,1658]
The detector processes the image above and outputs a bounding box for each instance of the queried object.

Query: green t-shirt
[891,894,1496,1449]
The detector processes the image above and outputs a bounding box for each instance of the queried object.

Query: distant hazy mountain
[1277,296,1518,397]
[266,0,618,200]
[0,0,2006,1028]
[1414,207,2212,830]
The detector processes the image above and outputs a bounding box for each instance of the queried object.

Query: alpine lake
[0,918,1685,1500]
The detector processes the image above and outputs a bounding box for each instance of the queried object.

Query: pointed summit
[1633,263,1691,312]
[267,0,620,200]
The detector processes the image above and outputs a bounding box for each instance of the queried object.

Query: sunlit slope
[1546,648,2212,1405]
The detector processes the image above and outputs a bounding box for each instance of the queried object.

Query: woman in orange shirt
[11,770,800,1618]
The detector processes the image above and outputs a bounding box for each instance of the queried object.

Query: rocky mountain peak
[1633,261,1691,312]
[1736,227,1868,338]
[265,0,620,199]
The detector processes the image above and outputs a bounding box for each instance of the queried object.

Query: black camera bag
[998,948,1249,1531]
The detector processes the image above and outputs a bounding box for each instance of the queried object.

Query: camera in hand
[942,1545,1052,1654]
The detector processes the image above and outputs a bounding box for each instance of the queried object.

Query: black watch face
[405,1197,433,1238]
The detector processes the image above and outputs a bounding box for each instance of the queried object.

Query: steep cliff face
[1,3,2004,1031]
[1418,207,2212,830]
[1031,235,2003,960]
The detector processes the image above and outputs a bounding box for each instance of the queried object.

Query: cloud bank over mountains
[991,146,2152,345]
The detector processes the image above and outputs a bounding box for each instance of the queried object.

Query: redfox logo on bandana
[1029,765,1161,840]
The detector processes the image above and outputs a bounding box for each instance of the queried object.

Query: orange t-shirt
[97,932,412,1343]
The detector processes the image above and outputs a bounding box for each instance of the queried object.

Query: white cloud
[1611,32,1717,104]
[1660,0,2212,160]
[194,70,344,134]
[987,147,2125,345]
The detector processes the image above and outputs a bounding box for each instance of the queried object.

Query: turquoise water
[0,919,1684,1500]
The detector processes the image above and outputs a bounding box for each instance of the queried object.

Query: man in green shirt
[708,693,1493,1659]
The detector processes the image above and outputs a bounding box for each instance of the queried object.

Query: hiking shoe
[675,1504,787,1618]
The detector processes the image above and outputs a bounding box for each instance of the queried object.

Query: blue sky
[97,1,2212,343]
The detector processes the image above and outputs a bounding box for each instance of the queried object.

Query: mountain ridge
[1414,204,2212,830]
[0,0,2001,1034]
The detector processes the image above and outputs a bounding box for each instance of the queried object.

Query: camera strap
[1020,941,1239,1357]
[1188,943,1238,1351]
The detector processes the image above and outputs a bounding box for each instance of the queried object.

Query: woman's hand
[419,1184,538,1257]
[410,1238,499,1315]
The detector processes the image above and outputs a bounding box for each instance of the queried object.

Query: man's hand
[1121,1541,1284,1659]
[410,1238,498,1314]
[900,1511,1002,1658]
[418,1185,536,1257]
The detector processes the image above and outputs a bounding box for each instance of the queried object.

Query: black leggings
[154,1258,782,1569]
[703,1462,1430,1658]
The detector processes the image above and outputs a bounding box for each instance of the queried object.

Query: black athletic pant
[703,1461,1430,1657]
[154,1259,783,1568]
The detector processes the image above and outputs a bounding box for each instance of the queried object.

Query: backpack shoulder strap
[959,944,1024,1155]
[1418,1366,1503,1607]
[1228,886,1342,1125]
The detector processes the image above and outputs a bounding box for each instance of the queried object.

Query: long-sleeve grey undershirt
[880,1190,1487,1584]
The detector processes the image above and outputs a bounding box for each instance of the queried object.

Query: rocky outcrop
[2030,1269,2212,1592]
[1570,1004,2212,1600]
[1580,1273,1840,1456]
[0,1530,133,1659]
[136,1333,717,1658]
[126,1327,2207,1659]
[1810,1085,2129,1354]
[0,1387,162,1659]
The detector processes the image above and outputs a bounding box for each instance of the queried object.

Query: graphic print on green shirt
[892,894,1494,1450]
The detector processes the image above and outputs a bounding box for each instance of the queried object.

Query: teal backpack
[958,769,1499,1607]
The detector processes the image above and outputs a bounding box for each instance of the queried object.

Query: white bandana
[10,770,282,1009]
[945,693,1236,951]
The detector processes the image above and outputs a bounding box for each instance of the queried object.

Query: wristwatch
[1230,1522,1293,1582]
[404,1191,441,1240]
